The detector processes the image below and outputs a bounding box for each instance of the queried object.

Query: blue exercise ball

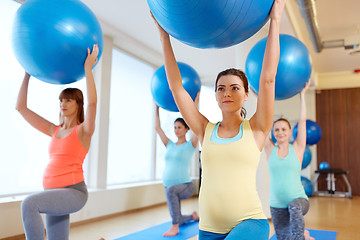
[12,0,103,84]
[148,0,274,49]
[271,129,277,144]
[245,34,312,100]
[301,176,313,197]
[151,62,201,112]
[319,161,330,170]
[293,120,322,145]
[302,145,312,169]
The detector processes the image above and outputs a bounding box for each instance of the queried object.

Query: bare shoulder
[248,118,266,138]
[292,140,305,155]
[248,117,272,151]
[76,123,92,150]
[76,123,87,139]
[197,119,210,144]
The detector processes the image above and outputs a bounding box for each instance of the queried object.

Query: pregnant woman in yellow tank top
[151,0,286,239]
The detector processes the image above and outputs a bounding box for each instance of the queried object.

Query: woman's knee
[21,195,39,213]
[21,195,37,208]
[289,198,309,215]
[180,183,194,199]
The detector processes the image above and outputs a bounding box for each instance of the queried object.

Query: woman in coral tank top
[16,44,99,240]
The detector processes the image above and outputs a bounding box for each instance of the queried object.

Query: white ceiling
[288,0,360,74]
[75,0,360,82]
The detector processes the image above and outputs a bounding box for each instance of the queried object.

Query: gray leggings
[270,198,309,240]
[21,181,88,240]
[165,182,194,225]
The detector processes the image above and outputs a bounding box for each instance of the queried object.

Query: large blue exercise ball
[301,176,313,197]
[245,34,312,100]
[319,161,330,170]
[148,0,274,49]
[151,62,201,112]
[302,145,312,169]
[293,120,322,145]
[12,0,103,84]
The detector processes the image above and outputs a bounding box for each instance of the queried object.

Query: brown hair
[273,118,291,129]
[59,88,84,125]
[174,118,189,129]
[215,68,249,118]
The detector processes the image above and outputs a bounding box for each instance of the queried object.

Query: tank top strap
[204,122,217,141]
[238,119,252,141]
[52,125,61,137]
[73,124,79,136]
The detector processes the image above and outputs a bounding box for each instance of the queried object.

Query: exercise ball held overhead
[246,34,312,100]
[151,62,201,112]
[293,120,322,145]
[148,0,274,49]
[12,0,103,84]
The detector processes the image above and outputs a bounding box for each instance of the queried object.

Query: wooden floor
[8,196,359,239]
[66,196,360,240]
[300,196,360,239]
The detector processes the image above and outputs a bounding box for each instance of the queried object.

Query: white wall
[316,71,360,90]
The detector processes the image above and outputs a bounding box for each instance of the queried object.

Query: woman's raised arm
[80,44,99,139]
[16,72,56,136]
[154,104,170,146]
[250,0,286,149]
[152,14,208,143]
[293,80,310,161]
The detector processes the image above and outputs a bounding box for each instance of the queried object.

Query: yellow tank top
[199,120,266,233]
